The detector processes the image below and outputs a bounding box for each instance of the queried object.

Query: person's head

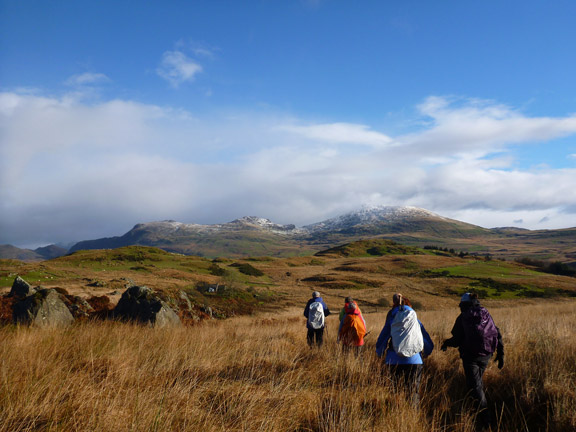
[345,302,357,314]
[459,292,479,310]
[344,296,353,304]
[392,293,404,307]
[312,291,320,299]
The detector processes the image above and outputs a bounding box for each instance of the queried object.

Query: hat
[312,291,320,298]
[460,293,473,303]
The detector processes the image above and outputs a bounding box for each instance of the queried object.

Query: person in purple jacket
[376,293,434,407]
[441,292,504,429]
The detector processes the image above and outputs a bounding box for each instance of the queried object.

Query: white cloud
[1,91,576,247]
[404,96,576,156]
[281,122,393,148]
[66,72,110,86]
[157,50,203,87]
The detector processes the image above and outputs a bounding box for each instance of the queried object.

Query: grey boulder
[113,285,181,327]
[13,288,75,327]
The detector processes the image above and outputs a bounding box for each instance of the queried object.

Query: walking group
[304,290,504,429]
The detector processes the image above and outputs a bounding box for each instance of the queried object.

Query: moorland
[0,240,575,431]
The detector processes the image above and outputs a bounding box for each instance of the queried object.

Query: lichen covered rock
[113,285,181,327]
[9,276,36,299]
[13,288,74,327]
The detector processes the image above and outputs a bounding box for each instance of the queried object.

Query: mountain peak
[303,205,447,232]
[227,216,299,233]
[231,216,275,226]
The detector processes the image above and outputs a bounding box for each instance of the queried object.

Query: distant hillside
[3,206,575,263]
[0,244,67,261]
[0,245,41,261]
[69,218,307,258]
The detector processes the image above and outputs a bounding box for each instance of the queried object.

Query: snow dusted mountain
[69,216,305,256]
[303,206,450,232]
[122,217,304,237]
[301,205,491,240]
[66,205,491,257]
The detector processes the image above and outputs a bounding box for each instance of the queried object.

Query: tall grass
[0,301,574,431]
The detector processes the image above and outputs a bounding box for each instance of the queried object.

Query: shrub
[377,297,390,307]
[230,263,264,277]
[410,300,424,310]
[86,295,112,312]
[0,295,15,325]
[515,257,575,276]
[209,263,227,276]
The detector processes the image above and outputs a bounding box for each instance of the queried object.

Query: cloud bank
[1,92,575,247]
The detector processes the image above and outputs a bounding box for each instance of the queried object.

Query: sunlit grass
[0,301,574,431]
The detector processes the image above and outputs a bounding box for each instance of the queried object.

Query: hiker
[441,293,504,429]
[338,301,367,354]
[338,297,366,333]
[303,291,331,347]
[339,297,362,322]
[376,293,434,407]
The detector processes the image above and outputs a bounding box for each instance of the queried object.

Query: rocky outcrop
[113,285,181,327]
[13,288,75,327]
[9,276,36,299]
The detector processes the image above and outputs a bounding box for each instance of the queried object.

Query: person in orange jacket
[338,301,367,353]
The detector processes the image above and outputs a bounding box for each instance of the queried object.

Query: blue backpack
[461,306,498,356]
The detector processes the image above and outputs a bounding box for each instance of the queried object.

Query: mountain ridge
[3,206,575,264]
[69,205,487,254]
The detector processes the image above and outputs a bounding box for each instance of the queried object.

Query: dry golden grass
[1,300,575,431]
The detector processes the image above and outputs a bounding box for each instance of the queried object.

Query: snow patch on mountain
[227,216,305,234]
[303,205,447,232]
[135,217,304,236]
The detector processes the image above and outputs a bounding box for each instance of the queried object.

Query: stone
[178,290,193,312]
[13,288,75,327]
[113,285,181,327]
[200,305,213,318]
[9,276,36,299]
[67,296,95,319]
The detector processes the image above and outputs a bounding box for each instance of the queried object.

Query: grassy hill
[314,239,424,257]
[2,241,574,319]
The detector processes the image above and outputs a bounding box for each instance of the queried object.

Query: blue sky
[1,0,576,248]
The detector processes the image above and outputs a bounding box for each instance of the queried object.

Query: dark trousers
[389,364,423,408]
[462,356,491,426]
[307,327,324,347]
